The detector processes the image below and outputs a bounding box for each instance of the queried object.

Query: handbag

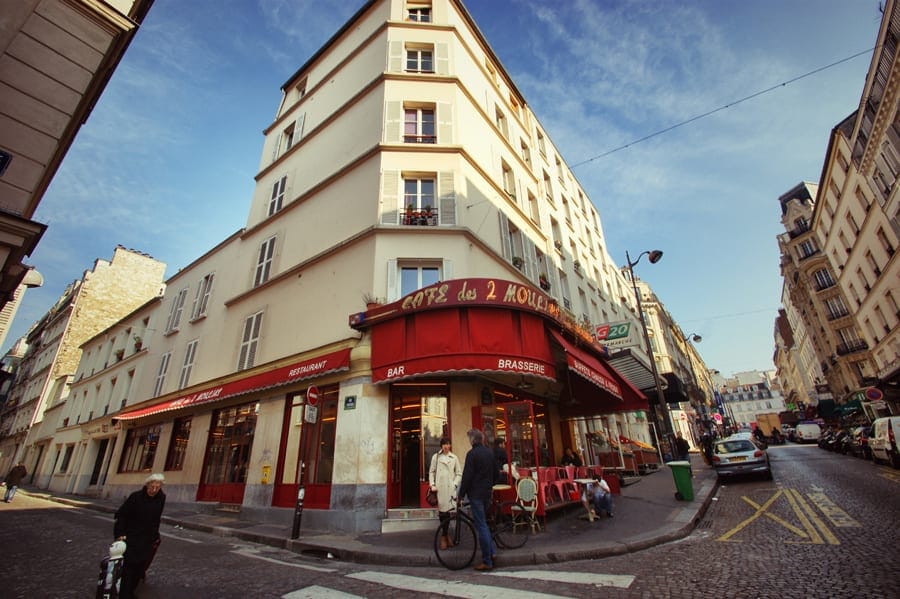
[425,488,439,507]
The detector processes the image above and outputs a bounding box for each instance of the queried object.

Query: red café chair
[553,467,579,503]
[575,466,589,479]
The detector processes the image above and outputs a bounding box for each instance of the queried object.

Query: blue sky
[4,0,883,376]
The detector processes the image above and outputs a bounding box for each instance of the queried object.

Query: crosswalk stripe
[282,586,363,598]
[231,547,337,572]
[347,571,576,598]
[489,569,635,588]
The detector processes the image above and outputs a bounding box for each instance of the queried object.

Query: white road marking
[231,547,337,572]
[282,586,363,598]
[489,569,635,588]
[347,571,577,598]
[161,530,203,543]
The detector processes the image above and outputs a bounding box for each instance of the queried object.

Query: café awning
[114,348,351,421]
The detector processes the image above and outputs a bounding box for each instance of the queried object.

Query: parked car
[849,425,873,460]
[870,416,900,468]
[711,435,772,480]
[794,422,822,444]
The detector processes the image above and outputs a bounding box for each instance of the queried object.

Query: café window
[165,417,192,471]
[119,424,162,473]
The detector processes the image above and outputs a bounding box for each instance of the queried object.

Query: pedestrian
[700,430,714,465]
[674,433,690,461]
[114,473,166,599]
[3,461,27,502]
[429,437,461,551]
[581,475,613,521]
[560,447,582,468]
[457,428,499,571]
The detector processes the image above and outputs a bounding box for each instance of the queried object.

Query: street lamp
[625,249,675,458]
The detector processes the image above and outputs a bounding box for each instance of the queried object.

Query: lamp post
[682,332,704,443]
[625,249,675,459]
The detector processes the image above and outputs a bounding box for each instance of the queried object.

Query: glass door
[389,384,448,507]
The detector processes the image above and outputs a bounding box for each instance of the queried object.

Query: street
[1,444,898,598]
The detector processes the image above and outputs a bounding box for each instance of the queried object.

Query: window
[543,171,553,204]
[556,156,565,183]
[404,176,435,211]
[281,122,295,153]
[404,107,435,143]
[178,339,199,390]
[536,130,546,156]
[400,264,440,296]
[876,227,895,255]
[798,240,816,258]
[407,4,431,21]
[238,311,264,370]
[59,444,74,472]
[520,140,532,168]
[153,352,171,397]
[164,288,188,333]
[191,273,215,320]
[164,417,192,471]
[118,424,162,473]
[296,77,307,99]
[502,161,516,199]
[254,236,276,287]
[495,107,508,139]
[825,296,848,319]
[813,269,834,290]
[865,250,881,276]
[269,176,286,216]
[406,46,433,72]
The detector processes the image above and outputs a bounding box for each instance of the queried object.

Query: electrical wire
[570,47,876,169]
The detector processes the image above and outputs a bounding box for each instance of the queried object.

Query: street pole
[626,249,674,459]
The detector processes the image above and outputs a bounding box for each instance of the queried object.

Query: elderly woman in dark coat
[114,473,166,598]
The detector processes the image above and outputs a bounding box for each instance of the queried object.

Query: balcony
[826,309,850,321]
[402,209,437,226]
[788,225,811,239]
[835,340,869,356]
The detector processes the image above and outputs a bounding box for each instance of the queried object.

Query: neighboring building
[0,269,44,349]
[773,306,822,415]
[0,246,165,477]
[0,0,154,310]
[714,370,787,429]
[776,0,899,417]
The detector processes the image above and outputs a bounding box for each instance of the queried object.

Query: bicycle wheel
[434,514,477,570]
[493,501,530,549]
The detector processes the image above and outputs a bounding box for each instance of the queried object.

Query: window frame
[118,423,162,473]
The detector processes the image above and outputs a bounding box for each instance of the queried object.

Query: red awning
[550,330,622,400]
[114,348,351,421]
[371,307,556,383]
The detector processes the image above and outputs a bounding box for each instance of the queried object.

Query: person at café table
[560,447,582,468]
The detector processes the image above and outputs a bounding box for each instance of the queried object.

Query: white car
[870,416,900,468]
[793,422,822,444]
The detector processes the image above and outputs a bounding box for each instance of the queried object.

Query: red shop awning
[550,329,622,400]
[371,307,557,383]
[114,348,351,421]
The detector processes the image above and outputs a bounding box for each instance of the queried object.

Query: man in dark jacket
[114,473,166,598]
[3,461,27,502]
[457,428,498,571]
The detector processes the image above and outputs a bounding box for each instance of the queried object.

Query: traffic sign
[307,385,319,406]
[304,404,318,424]
[713,413,723,424]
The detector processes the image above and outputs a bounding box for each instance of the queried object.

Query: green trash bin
[667,460,693,501]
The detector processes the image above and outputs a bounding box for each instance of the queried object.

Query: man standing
[457,428,498,571]
[3,461,27,502]
[114,473,166,598]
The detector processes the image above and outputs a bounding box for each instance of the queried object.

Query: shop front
[350,278,650,511]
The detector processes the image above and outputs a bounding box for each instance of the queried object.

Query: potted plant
[512,256,524,269]
[133,336,143,351]
[363,293,382,309]
[554,240,563,251]
[539,273,551,290]
[573,260,581,271]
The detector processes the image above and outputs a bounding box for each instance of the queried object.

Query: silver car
[712,436,772,480]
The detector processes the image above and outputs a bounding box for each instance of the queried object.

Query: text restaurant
[350,278,654,515]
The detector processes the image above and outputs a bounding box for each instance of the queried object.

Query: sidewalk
[23,454,717,568]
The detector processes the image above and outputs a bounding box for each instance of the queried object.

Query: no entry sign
[306,385,319,406]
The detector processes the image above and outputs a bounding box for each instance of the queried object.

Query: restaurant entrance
[389,383,449,507]
[197,401,258,503]
[478,397,551,469]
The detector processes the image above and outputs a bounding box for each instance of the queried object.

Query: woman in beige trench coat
[429,437,462,550]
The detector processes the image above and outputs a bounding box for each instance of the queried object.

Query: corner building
[107,0,655,534]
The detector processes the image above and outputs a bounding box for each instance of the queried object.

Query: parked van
[794,422,822,444]
[870,416,900,468]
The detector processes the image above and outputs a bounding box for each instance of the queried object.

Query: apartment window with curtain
[238,311,264,370]
[153,352,171,397]
[254,236,276,287]
[404,106,435,143]
[178,339,199,390]
[269,176,287,216]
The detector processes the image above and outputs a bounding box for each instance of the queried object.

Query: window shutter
[387,259,398,301]
[384,101,402,143]
[523,237,537,281]
[499,212,512,260]
[381,170,401,224]
[442,259,453,281]
[435,43,449,75]
[388,41,404,72]
[296,113,306,140]
[437,102,452,144]
[438,171,456,225]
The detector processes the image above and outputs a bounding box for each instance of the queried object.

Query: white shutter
[499,212,512,260]
[296,113,306,140]
[388,41,404,72]
[523,237,537,281]
[442,259,453,281]
[438,171,456,225]
[381,170,401,224]
[435,42,449,76]
[387,259,399,301]
[385,101,403,143]
[437,102,452,144]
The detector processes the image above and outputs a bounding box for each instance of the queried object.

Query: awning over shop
[606,347,658,392]
[549,329,621,400]
[114,348,352,421]
[370,307,556,383]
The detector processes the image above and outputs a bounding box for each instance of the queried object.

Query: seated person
[560,447,582,468]
[493,438,509,484]
[581,476,613,521]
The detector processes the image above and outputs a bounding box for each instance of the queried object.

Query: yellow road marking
[878,470,900,483]
[805,491,860,528]
[717,490,783,542]
[786,489,840,545]
[739,495,808,538]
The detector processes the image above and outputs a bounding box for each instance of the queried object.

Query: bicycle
[434,495,531,570]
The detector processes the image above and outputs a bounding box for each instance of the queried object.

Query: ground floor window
[118,423,162,473]
[164,417,192,471]
[202,402,258,484]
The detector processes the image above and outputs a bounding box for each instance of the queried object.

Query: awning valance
[550,329,622,400]
[114,348,351,421]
